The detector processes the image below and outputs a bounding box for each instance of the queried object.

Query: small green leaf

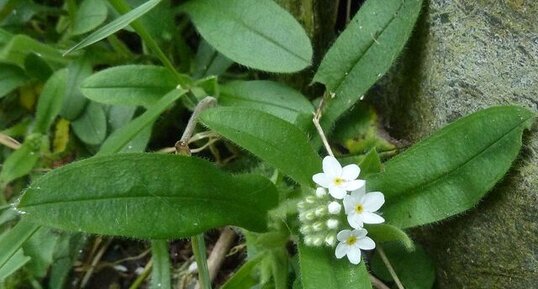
[193,40,233,78]
[98,88,186,156]
[0,221,40,274]
[315,0,424,129]
[17,154,278,239]
[33,69,68,135]
[60,55,92,120]
[365,224,414,251]
[71,102,107,145]
[0,63,28,98]
[150,240,171,289]
[0,35,66,67]
[182,0,312,73]
[64,0,162,55]
[24,53,53,81]
[200,107,320,186]
[22,227,60,278]
[80,65,177,107]
[298,244,371,289]
[221,254,264,289]
[0,134,44,186]
[371,243,435,289]
[219,80,314,129]
[71,0,108,35]
[367,106,535,228]
[359,149,382,176]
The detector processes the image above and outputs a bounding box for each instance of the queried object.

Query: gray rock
[370,0,537,288]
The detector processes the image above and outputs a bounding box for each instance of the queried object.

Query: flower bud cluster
[297,188,342,247]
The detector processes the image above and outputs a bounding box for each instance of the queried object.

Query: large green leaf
[17,154,278,239]
[0,35,66,67]
[200,107,320,186]
[33,69,67,135]
[98,88,186,156]
[315,0,423,129]
[71,0,108,35]
[298,245,371,289]
[80,65,177,107]
[64,0,162,55]
[219,80,314,129]
[367,106,535,228]
[182,0,312,73]
[0,63,28,98]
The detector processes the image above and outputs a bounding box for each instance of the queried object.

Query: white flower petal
[355,228,368,238]
[362,192,385,212]
[347,248,362,264]
[341,164,360,180]
[361,212,385,224]
[323,156,342,177]
[344,179,365,191]
[312,173,330,187]
[328,186,347,199]
[357,237,376,250]
[343,195,356,213]
[336,229,351,241]
[335,243,347,258]
[347,214,364,229]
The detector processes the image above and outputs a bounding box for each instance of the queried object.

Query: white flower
[343,186,385,228]
[335,229,375,264]
[313,156,365,199]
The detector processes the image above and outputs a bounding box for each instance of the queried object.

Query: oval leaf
[298,245,371,289]
[33,69,67,134]
[0,63,28,98]
[200,107,320,186]
[71,0,108,35]
[365,224,414,251]
[367,106,535,228]
[17,154,278,239]
[219,80,314,129]
[71,102,107,145]
[64,0,162,55]
[315,0,423,129]
[182,0,312,73]
[81,65,177,107]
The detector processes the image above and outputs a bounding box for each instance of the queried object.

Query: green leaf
[60,55,92,120]
[22,227,60,278]
[0,35,66,67]
[80,65,177,107]
[193,40,233,79]
[221,255,264,289]
[71,102,107,145]
[0,221,40,273]
[33,69,68,135]
[0,63,28,98]
[0,134,44,186]
[23,53,53,82]
[182,0,312,73]
[98,88,186,156]
[0,249,30,282]
[17,154,278,239]
[371,243,435,289]
[200,107,320,186]
[364,224,414,251]
[219,80,314,129]
[359,149,382,176]
[71,0,108,35]
[315,0,424,129]
[64,0,162,55]
[150,240,171,289]
[298,245,371,289]
[367,106,535,228]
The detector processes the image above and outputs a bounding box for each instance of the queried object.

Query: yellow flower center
[355,204,364,213]
[346,236,357,245]
[333,177,344,186]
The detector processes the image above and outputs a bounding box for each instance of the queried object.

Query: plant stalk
[191,234,212,289]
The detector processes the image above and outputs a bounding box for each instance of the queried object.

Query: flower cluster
[298,156,385,265]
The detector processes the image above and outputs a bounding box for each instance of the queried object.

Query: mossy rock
[370,0,538,288]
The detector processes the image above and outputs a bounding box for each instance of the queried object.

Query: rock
[370,0,538,288]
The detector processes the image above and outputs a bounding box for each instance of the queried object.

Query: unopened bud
[326,219,339,229]
[327,201,342,214]
[315,206,327,217]
[315,187,327,198]
[300,225,312,234]
[312,222,323,231]
[325,235,336,246]
[305,196,316,204]
[313,237,323,246]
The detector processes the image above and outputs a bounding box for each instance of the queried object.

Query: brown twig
[369,273,391,289]
[313,98,334,157]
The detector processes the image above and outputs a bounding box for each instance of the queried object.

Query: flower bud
[313,237,323,246]
[325,235,336,246]
[326,219,339,229]
[300,225,312,234]
[327,201,342,214]
[305,196,316,204]
[315,187,327,198]
[315,206,327,217]
[312,222,324,231]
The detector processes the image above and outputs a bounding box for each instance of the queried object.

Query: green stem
[378,246,405,289]
[107,0,188,87]
[191,234,212,289]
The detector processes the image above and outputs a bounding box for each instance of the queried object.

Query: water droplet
[127,145,133,150]
[359,95,365,100]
